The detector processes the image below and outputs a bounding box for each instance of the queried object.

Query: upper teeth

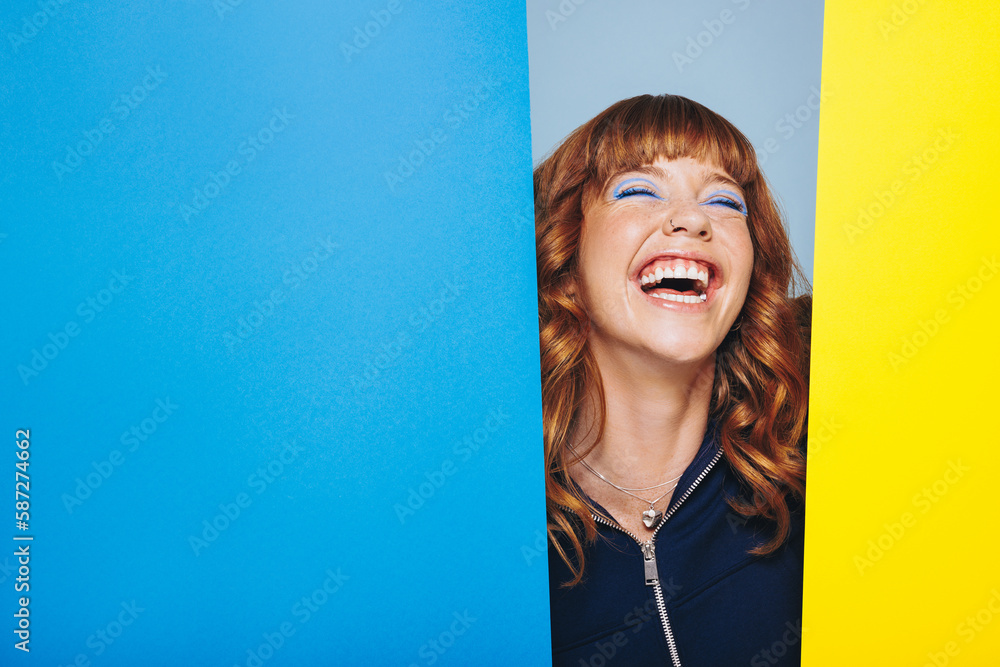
[639,263,710,286]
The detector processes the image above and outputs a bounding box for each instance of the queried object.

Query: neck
[570,349,715,487]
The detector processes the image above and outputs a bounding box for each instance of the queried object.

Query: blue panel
[0,1,549,664]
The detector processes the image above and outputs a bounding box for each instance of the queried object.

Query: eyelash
[615,186,659,199]
[705,196,747,214]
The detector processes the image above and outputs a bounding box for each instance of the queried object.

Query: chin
[640,337,719,368]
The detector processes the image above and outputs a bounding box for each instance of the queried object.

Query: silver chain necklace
[576,457,683,528]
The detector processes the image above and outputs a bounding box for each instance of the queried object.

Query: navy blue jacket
[549,426,805,667]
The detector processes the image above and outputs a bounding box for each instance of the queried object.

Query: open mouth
[637,258,714,304]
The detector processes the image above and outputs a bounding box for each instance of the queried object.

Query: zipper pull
[642,542,658,586]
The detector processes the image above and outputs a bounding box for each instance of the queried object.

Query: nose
[663,203,712,240]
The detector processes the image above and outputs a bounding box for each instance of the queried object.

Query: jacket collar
[666,419,720,513]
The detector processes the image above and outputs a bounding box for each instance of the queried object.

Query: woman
[536,94,810,666]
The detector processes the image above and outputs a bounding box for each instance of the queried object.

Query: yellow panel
[804,1,1000,665]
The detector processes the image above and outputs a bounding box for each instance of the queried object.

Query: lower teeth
[650,293,706,303]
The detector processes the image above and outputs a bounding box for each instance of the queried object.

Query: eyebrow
[613,177,659,192]
[618,164,743,191]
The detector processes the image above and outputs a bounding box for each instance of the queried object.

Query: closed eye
[613,178,662,200]
[617,185,659,199]
[703,190,747,215]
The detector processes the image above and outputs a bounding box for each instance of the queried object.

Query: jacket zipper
[584,448,723,667]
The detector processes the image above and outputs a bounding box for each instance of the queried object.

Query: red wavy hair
[535,94,811,587]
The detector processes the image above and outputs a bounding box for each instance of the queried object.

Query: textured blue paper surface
[1,1,548,664]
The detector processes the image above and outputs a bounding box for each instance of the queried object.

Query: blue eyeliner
[703,189,747,214]
[613,178,662,200]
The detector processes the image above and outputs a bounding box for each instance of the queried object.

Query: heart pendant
[642,508,661,528]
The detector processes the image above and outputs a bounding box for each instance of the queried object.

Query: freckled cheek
[577,210,651,303]
[727,230,755,288]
